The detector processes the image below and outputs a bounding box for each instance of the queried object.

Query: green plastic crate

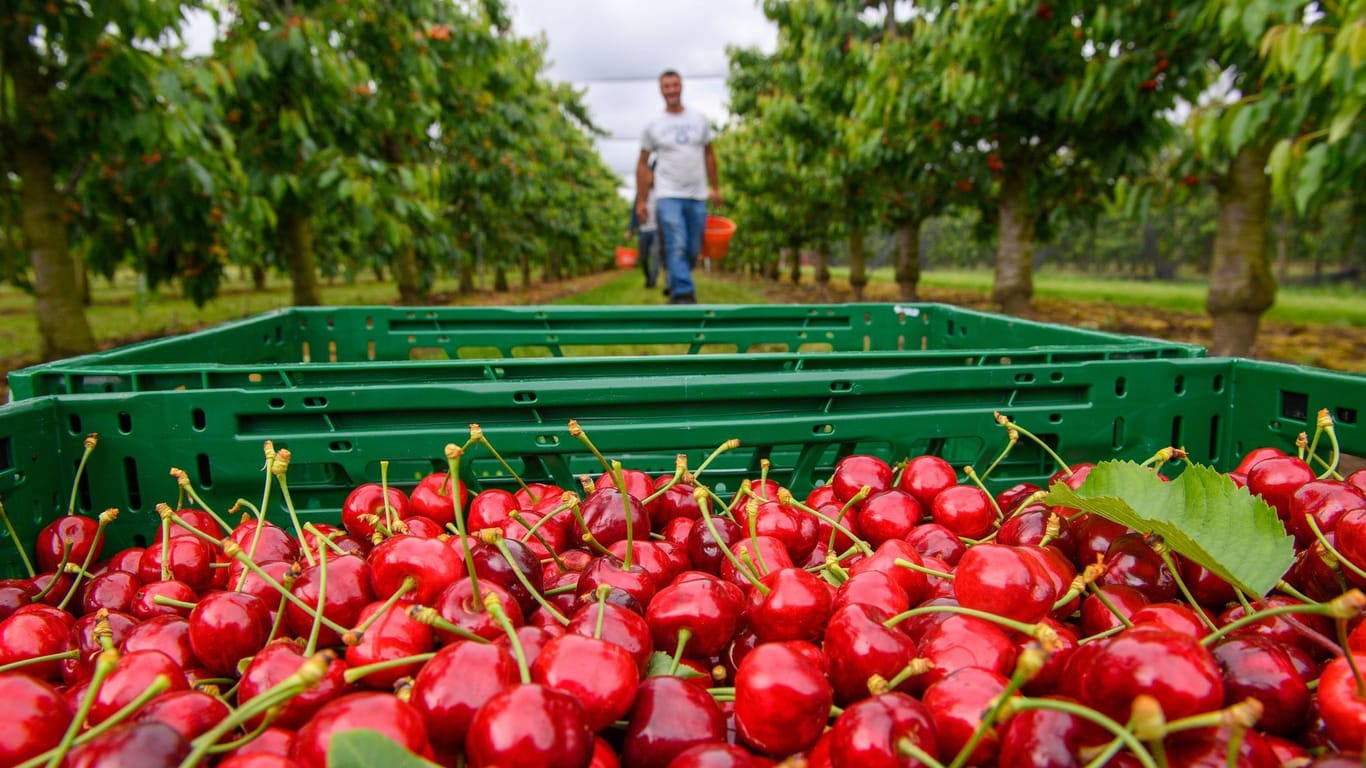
[1,357,1360,579]
[7,303,1203,398]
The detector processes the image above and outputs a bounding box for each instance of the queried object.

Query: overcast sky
[183,3,777,195]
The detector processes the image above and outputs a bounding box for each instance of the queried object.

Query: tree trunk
[15,133,96,359]
[1207,142,1275,357]
[893,219,921,301]
[815,246,831,288]
[848,228,867,301]
[251,263,267,291]
[1274,208,1293,284]
[993,168,1035,315]
[520,251,530,290]
[394,244,423,304]
[459,257,475,295]
[494,265,508,292]
[789,247,803,285]
[276,204,321,306]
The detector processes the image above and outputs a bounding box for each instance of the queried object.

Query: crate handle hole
[830,381,853,393]
[1115,377,1128,397]
[1049,413,1062,424]
[514,392,538,404]
[197,454,213,488]
[366,316,374,329]
[304,397,328,408]
[1337,408,1358,425]
[1050,372,1064,382]
[813,424,834,435]
[1112,417,1126,450]
[68,414,83,434]
[269,398,285,409]
[537,435,560,446]
[118,412,133,435]
[1212,375,1224,393]
[330,441,353,452]
[123,456,142,510]
[1015,373,1034,383]
[1280,391,1309,422]
[1173,375,1186,395]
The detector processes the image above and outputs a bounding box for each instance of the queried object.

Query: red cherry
[340,482,411,539]
[1079,584,1149,636]
[997,504,1076,562]
[994,481,1043,517]
[1210,635,1310,736]
[687,516,743,575]
[410,470,467,527]
[290,691,432,768]
[831,455,893,503]
[664,741,768,768]
[922,666,1011,764]
[903,522,966,565]
[35,515,103,573]
[997,696,1107,766]
[576,554,657,610]
[720,535,793,585]
[283,554,374,647]
[1235,446,1287,474]
[90,648,190,725]
[343,600,434,690]
[652,477,701,526]
[138,536,215,591]
[822,603,917,705]
[578,487,650,549]
[911,612,1017,691]
[429,579,524,644]
[121,614,197,670]
[930,485,996,539]
[532,633,640,731]
[188,591,273,675]
[1246,455,1314,520]
[828,691,937,768]
[741,500,819,563]
[411,640,520,751]
[855,489,922,547]
[0,609,71,681]
[368,534,463,604]
[0,673,72,766]
[734,640,833,757]
[567,600,654,676]
[238,639,349,730]
[1287,479,1366,545]
[64,721,189,768]
[745,566,832,644]
[465,683,595,768]
[897,455,958,508]
[81,569,143,614]
[131,579,198,620]
[133,689,231,742]
[468,488,521,531]
[647,572,744,658]
[846,539,929,606]
[953,542,1054,625]
[621,675,727,768]
[832,569,909,616]
[1078,626,1224,724]
[229,519,299,565]
[1098,532,1177,603]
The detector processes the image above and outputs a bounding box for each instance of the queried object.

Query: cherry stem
[593,584,610,638]
[44,648,118,768]
[692,438,741,482]
[67,433,97,518]
[744,499,770,575]
[569,419,614,474]
[304,535,329,656]
[445,443,483,609]
[170,468,229,532]
[485,593,530,683]
[1153,548,1218,633]
[303,522,349,557]
[31,541,74,603]
[342,652,438,685]
[406,605,492,644]
[1085,582,1135,629]
[979,429,1019,483]
[380,460,395,531]
[642,454,688,507]
[203,710,280,755]
[268,450,314,568]
[510,510,568,571]
[695,486,768,595]
[825,486,871,553]
[57,510,114,611]
[348,576,417,641]
[1199,596,1355,648]
[247,441,279,582]
[1007,697,1158,768]
[472,425,537,502]
[668,627,692,676]
[962,466,1004,522]
[893,557,955,581]
[160,515,172,581]
[884,603,1046,639]
[262,589,290,648]
[995,412,1072,476]
[879,658,933,692]
[489,533,568,625]
[781,489,873,557]
[152,595,199,610]
[225,545,350,636]
[0,649,80,673]
[0,501,36,578]
[896,737,948,768]
[821,553,850,585]
[610,460,635,571]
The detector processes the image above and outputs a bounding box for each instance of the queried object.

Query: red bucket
[615,246,638,268]
[702,215,736,259]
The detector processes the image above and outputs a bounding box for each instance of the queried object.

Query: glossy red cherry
[897,455,958,508]
[188,591,273,675]
[0,672,72,766]
[465,683,595,768]
[742,500,819,563]
[831,454,893,503]
[930,484,996,539]
[344,600,434,690]
[855,489,923,547]
[468,487,522,531]
[290,691,432,768]
[646,572,744,658]
[138,536,215,591]
[652,477,701,526]
[567,600,654,676]
[340,482,411,540]
[133,689,231,742]
[90,648,190,725]
[131,579,197,620]
[733,640,833,757]
[1318,653,1366,752]
[903,521,966,565]
[411,639,520,751]
[953,542,1055,625]
[238,639,349,731]
[368,534,463,605]
[532,633,640,731]
[922,666,1011,765]
[846,538,929,606]
[229,519,299,565]
[0,609,71,681]
[1210,635,1310,736]
[410,470,467,527]
[912,612,1017,692]
[120,614,197,671]
[1098,532,1178,603]
[828,691,938,768]
[429,579,524,644]
[1287,479,1366,545]
[663,742,768,768]
[283,554,374,647]
[1078,626,1224,724]
[64,720,189,768]
[823,603,918,705]
[81,569,143,614]
[621,675,728,768]
[35,514,103,574]
[687,516,743,575]
[1245,455,1314,520]
[578,487,650,549]
[996,696,1107,767]
[745,566,832,644]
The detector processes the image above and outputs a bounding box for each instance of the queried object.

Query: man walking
[636,70,721,304]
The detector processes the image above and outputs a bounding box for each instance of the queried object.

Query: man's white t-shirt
[641,109,712,201]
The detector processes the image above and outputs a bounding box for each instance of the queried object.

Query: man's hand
[635,199,648,223]
[708,186,723,208]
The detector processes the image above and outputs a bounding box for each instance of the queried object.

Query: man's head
[659,70,683,112]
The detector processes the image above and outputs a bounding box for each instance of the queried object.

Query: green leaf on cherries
[646,650,708,679]
[327,729,442,768]
[1043,460,1295,597]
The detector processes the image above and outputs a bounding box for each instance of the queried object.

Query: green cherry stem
[270,449,314,568]
[893,557,955,581]
[780,488,873,557]
[487,532,568,625]
[884,604,1056,645]
[1151,544,1218,633]
[56,509,117,611]
[743,499,770,576]
[44,647,118,768]
[962,466,1004,522]
[471,424,537,502]
[1085,581,1135,629]
[181,654,331,768]
[342,652,438,685]
[1005,697,1158,768]
[0,500,36,577]
[0,649,81,674]
[668,628,693,676]
[66,434,98,517]
[169,468,230,533]
[380,460,395,532]
[896,737,949,768]
[445,443,483,607]
[946,646,1048,768]
[31,541,73,604]
[695,487,768,595]
[995,412,1073,477]
[16,673,171,768]
[304,535,329,656]
[406,606,492,644]
[1199,589,1366,647]
[610,460,635,571]
[642,454,688,507]
[692,438,741,483]
[484,593,530,684]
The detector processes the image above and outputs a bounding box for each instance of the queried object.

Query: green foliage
[1044,461,1296,597]
[327,729,441,768]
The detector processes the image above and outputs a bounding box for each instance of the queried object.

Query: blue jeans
[656,198,707,298]
[638,229,660,287]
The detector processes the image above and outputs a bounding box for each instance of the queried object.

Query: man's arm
[704,144,721,208]
[634,149,651,221]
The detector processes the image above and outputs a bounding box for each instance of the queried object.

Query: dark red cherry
[238,639,349,731]
[465,683,595,768]
[289,691,432,768]
[412,640,520,752]
[734,640,833,757]
[831,454,893,503]
[1246,455,1314,521]
[1210,635,1310,736]
[35,515,103,574]
[65,720,189,768]
[646,572,744,659]
[621,675,728,768]
[133,689,231,742]
[1078,626,1224,724]
[828,691,938,768]
[532,633,640,731]
[0,672,71,766]
[188,591,273,675]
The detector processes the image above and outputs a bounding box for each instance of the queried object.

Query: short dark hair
[660,69,681,80]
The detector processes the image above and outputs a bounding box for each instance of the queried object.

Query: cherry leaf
[1043,460,1295,597]
[646,650,707,679]
[327,729,441,768]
